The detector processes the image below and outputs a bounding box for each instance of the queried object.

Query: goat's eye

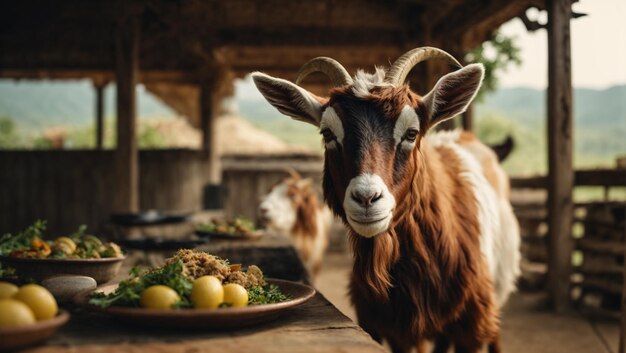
[404,129,418,142]
[321,128,336,144]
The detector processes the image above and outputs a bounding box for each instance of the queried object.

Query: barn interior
[0,1,625,352]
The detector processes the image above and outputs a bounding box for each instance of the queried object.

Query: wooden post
[621,238,626,353]
[114,15,140,212]
[200,82,220,184]
[462,105,474,131]
[94,81,106,150]
[546,0,574,312]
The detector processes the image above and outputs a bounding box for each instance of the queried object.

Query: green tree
[466,31,522,101]
[0,116,21,148]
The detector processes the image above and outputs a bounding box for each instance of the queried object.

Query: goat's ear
[296,178,313,190]
[421,63,484,130]
[252,72,325,127]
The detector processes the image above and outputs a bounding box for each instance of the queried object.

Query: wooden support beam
[621,228,626,353]
[546,0,574,313]
[462,104,474,131]
[93,81,106,150]
[113,15,140,212]
[200,82,220,184]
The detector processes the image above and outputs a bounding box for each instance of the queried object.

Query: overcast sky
[498,0,626,89]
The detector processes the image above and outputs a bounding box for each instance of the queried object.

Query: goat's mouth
[346,212,393,238]
[349,215,388,225]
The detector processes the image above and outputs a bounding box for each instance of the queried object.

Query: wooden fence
[0,150,211,235]
[511,168,626,316]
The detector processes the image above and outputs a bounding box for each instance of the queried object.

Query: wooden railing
[511,168,626,189]
[511,168,626,317]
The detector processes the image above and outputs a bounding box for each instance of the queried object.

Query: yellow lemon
[0,282,19,299]
[0,299,36,327]
[191,276,224,309]
[13,284,58,321]
[222,283,248,307]
[140,285,180,309]
[52,237,77,255]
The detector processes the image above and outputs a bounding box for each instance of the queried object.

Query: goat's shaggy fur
[259,173,332,277]
[253,62,520,353]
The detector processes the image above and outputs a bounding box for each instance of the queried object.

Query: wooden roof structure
[2,0,544,125]
[0,0,577,311]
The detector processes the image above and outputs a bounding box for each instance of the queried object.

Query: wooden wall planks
[0,150,211,236]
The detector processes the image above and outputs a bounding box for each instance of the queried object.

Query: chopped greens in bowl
[89,249,291,309]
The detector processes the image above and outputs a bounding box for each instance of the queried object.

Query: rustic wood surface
[0,150,214,235]
[20,292,385,353]
[221,155,324,222]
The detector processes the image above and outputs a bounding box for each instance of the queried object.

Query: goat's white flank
[428,130,521,306]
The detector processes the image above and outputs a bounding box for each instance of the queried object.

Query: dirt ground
[316,252,620,353]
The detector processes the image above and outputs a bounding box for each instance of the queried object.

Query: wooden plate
[0,256,126,284]
[0,310,69,352]
[75,279,315,329]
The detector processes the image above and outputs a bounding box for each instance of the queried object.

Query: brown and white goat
[258,171,332,277]
[252,47,521,353]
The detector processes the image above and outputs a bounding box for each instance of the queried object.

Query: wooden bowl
[0,256,126,284]
[0,310,69,352]
[75,279,315,329]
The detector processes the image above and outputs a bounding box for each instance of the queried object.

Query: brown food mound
[225,265,266,289]
[167,249,231,281]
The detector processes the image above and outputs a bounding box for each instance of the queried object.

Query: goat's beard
[349,228,400,302]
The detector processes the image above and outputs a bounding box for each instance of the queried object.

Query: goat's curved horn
[295,57,353,87]
[384,47,462,86]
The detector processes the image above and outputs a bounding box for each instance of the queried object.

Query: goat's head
[253,48,484,238]
[258,170,316,233]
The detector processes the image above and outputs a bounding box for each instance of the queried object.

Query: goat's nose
[259,205,269,215]
[351,190,383,207]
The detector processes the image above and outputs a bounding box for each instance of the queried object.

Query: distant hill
[475,85,626,129]
[3,78,623,132]
[1,79,624,165]
[234,80,625,174]
[0,80,175,131]
[235,76,626,129]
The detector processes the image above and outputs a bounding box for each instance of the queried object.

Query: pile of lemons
[140,276,248,309]
[0,282,58,328]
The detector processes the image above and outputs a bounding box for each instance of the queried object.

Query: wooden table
[24,293,385,353]
[21,233,385,352]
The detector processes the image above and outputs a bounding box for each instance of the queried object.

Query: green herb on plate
[248,284,291,305]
